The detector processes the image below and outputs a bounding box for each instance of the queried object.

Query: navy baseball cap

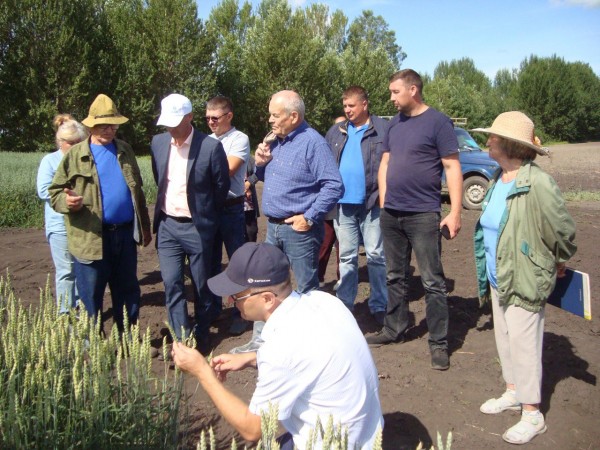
[208,242,290,297]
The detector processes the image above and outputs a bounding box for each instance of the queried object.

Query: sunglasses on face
[205,112,229,123]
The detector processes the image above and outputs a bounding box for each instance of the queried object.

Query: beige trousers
[490,287,545,405]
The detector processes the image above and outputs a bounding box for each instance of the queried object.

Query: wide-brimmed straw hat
[471,111,549,156]
[82,94,129,128]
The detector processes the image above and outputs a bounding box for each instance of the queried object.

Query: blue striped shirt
[257,122,343,223]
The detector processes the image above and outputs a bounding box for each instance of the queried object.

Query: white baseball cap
[157,93,192,127]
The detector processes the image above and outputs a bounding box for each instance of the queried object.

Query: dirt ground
[1,143,599,449]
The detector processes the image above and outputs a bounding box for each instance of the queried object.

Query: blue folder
[547,269,591,320]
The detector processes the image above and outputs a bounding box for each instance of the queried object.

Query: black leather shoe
[431,348,449,370]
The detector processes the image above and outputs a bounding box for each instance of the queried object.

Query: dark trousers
[380,209,448,349]
[157,216,216,341]
[74,224,140,333]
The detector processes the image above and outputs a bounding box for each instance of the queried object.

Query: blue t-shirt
[338,122,367,204]
[383,108,458,212]
[480,179,515,288]
[90,142,134,225]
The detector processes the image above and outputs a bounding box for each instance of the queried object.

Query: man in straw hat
[50,94,152,333]
[171,242,383,449]
[151,93,229,356]
[365,69,463,371]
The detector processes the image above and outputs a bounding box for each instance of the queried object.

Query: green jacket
[474,161,576,312]
[49,138,151,261]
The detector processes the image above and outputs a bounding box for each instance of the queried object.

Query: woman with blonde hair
[472,111,576,444]
[36,114,88,312]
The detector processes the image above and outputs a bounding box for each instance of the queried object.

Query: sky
[196,0,600,80]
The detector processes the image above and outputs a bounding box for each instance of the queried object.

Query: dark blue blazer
[151,128,230,236]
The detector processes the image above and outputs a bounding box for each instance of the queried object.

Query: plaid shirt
[257,122,343,223]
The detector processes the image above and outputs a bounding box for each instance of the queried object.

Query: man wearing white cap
[151,93,230,355]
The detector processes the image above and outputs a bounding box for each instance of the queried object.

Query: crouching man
[172,242,383,449]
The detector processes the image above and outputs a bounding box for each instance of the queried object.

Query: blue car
[442,127,500,210]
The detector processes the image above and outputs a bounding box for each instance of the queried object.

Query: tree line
[1,0,598,154]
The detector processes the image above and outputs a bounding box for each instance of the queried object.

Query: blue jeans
[334,204,387,313]
[48,232,77,313]
[380,209,448,349]
[211,203,246,315]
[157,216,216,341]
[74,224,140,332]
[266,220,323,293]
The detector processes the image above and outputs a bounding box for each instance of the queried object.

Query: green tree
[0,0,113,152]
[424,74,489,128]
[105,0,216,152]
[493,68,520,111]
[340,42,396,117]
[517,54,600,142]
[346,10,405,69]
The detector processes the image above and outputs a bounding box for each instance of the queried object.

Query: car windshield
[455,128,481,151]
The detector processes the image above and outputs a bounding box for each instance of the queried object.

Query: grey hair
[56,119,88,148]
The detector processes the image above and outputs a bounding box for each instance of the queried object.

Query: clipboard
[547,269,592,320]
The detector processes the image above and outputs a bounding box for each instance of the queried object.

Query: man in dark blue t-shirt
[366,69,463,371]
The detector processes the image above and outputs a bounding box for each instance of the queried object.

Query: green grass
[0,152,156,229]
[563,190,600,202]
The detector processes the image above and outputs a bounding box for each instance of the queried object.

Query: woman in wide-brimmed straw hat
[471,111,577,444]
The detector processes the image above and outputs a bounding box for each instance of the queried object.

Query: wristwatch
[304,216,314,227]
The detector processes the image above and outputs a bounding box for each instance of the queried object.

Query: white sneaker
[503,411,547,444]
[480,391,521,414]
[230,338,262,354]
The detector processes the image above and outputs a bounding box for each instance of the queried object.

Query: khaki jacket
[49,138,151,260]
[474,161,577,312]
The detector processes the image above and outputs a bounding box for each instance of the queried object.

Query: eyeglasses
[230,290,272,303]
[97,124,119,131]
[205,112,229,123]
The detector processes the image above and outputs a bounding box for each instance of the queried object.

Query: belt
[103,221,133,231]
[267,216,289,224]
[166,214,193,223]
[224,196,245,207]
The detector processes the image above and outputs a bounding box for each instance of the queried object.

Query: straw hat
[82,94,129,128]
[471,111,549,156]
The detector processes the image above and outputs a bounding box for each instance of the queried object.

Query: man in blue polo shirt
[325,86,389,324]
[232,90,343,353]
[49,94,152,333]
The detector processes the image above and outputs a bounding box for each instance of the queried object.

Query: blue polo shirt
[338,122,367,204]
[90,142,134,225]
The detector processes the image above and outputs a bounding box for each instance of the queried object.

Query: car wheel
[462,175,489,210]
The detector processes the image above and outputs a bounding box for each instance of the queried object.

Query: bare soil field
[1,143,599,449]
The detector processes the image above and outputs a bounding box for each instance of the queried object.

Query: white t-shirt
[249,291,383,449]
[210,127,249,198]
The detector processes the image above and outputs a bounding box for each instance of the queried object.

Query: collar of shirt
[211,126,236,141]
[261,290,301,342]
[277,121,308,145]
[348,121,368,135]
[170,127,194,149]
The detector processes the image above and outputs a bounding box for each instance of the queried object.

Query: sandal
[480,391,521,414]
[503,412,547,444]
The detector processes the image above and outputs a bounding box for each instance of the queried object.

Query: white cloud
[551,0,600,8]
